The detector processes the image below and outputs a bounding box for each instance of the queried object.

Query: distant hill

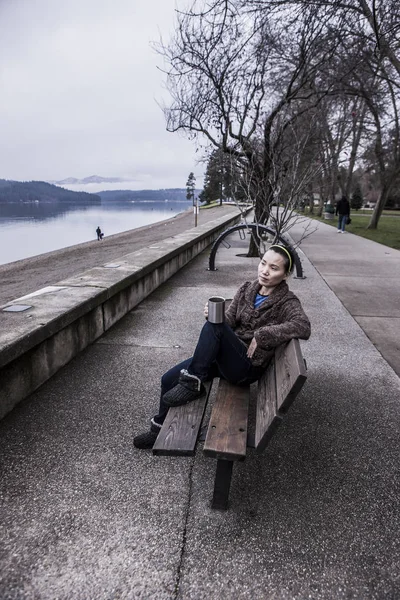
[0,178,202,204]
[0,179,101,204]
[50,175,124,185]
[98,188,201,202]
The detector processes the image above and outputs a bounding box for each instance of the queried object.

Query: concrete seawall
[0,211,245,419]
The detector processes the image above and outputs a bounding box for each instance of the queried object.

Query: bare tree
[335,29,400,227]
[360,74,400,227]
[249,0,400,78]
[308,94,368,214]
[343,100,369,197]
[250,0,400,227]
[156,0,341,253]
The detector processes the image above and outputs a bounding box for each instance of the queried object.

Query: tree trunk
[317,184,325,216]
[345,107,367,198]
[330,162,339,204]
[247,188,271,257]
[247,234,261,257]
[367,186,390,229]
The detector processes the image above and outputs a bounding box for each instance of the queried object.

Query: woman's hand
[247,337,257,358]
[204,302,208,319]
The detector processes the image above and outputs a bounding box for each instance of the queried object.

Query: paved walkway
[289,218,400,377]
[0,216,399,599]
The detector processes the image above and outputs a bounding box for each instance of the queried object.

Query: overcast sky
[0,0,203,190]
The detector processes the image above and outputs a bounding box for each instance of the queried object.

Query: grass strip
[310,213,400,250]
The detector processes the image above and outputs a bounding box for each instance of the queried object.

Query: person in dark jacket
[335,196,350,233]
[133,244,311,449]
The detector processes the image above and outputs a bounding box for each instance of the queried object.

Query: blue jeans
[153,321,265,424]
[338,215,348,231]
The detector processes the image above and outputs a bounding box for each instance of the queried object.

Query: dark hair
[268,244,295,274]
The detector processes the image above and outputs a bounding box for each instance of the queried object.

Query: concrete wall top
[0,210,245,369]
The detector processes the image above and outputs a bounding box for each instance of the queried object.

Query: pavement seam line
[172,456,196,600]
[354,315,400,319]
[95,341,175,348]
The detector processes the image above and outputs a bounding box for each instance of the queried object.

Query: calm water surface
[0,201,192,266]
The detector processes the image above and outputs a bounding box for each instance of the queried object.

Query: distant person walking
[335,196,350,233]
[96,226,103,241]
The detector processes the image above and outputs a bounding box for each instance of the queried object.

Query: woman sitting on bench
[134,244,311,449]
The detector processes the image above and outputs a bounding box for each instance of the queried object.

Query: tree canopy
[157,0,400,237]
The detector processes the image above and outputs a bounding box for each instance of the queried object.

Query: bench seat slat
[204,379,249,461]
[153,382,212,456]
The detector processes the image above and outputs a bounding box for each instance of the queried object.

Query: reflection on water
[0,201,192,265]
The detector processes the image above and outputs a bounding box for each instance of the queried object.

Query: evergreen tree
[200,149,244,205]
[351,184,363,211]
[201,151,222,204]
[186,172,196,204]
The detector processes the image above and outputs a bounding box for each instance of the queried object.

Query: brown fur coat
[225,279,311,367]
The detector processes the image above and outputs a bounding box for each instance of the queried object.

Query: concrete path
[289,217,400,377]
[0,219,399,599]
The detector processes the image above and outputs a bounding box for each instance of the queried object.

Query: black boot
[162,369,205,407]
[133,421,161,449]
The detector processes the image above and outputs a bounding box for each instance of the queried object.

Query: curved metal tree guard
[208,223,304,278]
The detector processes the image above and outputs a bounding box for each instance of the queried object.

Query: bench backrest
[255,338,307,453]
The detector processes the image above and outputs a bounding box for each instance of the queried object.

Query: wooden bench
[153,338,307,509]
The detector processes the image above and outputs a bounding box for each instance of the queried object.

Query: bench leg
[211,460,234,510]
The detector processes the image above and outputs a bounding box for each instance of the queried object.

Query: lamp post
[219,153,223,206]
[194,196,199,227]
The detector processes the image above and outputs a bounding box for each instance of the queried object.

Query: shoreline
[0,207,191,270]
[0,205,238,306]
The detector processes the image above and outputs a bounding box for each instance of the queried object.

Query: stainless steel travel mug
[208,296,225,324]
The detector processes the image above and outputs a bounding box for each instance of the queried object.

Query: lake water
[0,200,192,266]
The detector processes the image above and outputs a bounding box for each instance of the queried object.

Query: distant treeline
[0,181,202,204]
[0,180,101,204]
[98,188,200,202]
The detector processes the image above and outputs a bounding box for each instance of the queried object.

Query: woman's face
[258,250,288,289]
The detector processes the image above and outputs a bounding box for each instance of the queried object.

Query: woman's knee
[201,319,225,336]
[161,358,192,391]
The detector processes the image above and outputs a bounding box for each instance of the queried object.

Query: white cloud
[0,0,204,188]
